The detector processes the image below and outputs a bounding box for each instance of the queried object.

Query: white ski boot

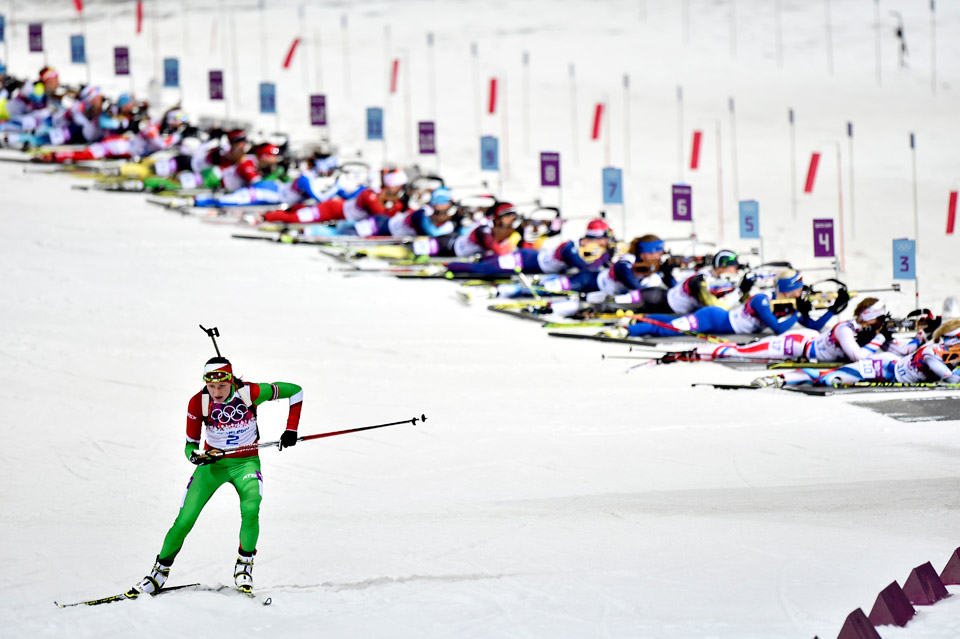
[132,557,172,596]
[234,554,255,593]
[750,375,785,388]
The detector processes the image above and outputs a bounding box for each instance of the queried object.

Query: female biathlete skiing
[131,356,303,597]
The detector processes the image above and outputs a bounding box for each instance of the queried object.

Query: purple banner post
[540,152,560,187]
[813,218,835,257]
[209,70,223,101]
[114,46,130,76]
[309,95,327,126]
[418,121,436,155]
[672,184,692,222]
[28,23,43,52]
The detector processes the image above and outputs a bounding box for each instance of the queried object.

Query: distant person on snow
[131,357,303,598]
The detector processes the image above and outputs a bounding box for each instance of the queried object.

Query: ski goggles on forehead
[203,370,233,383]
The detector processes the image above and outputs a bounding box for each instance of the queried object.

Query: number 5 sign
[738,200,759,239]
[892,239,916,280]
[812,218,835,258]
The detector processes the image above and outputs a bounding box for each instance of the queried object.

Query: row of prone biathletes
[3,64,960,394]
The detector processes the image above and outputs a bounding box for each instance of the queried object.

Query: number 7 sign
[892,239,916,280]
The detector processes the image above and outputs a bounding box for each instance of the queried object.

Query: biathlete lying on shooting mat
[750,319,960,388]
[257,167,409,223]
[446,217,614,278]
[477,234,669,310]
[606,269,843,339]
[301,186,456,239]
[130,357,303,598]
[659,296,891,364]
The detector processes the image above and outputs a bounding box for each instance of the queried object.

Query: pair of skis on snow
[55,583,272,608]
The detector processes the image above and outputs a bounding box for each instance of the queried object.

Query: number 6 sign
[672,185,692,222]
[812,219,835,258]
[892,239,916,280]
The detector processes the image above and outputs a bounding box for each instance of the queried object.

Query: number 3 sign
[892,239,916,280]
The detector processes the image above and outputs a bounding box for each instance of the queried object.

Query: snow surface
[3,1,960,637]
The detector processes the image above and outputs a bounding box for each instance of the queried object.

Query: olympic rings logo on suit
[211,404,249,424]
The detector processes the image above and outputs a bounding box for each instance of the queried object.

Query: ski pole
[199,414,426,459]
[628,315,733,344]
[199,324,221,356]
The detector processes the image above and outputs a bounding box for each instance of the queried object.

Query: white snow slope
[3,1,960,638]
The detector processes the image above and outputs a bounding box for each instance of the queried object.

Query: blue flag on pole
[480,136,499,171]
[738,200,760,239]
[892,239,916,280]
[602,168,623,204]
[366,107,384,140]
[70,35,86,64]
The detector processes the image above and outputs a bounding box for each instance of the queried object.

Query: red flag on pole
[73,0,84,12]
[282,38,301,69]
[591,103,604,141]
[390,58,399,94]
[804,152,821,193]
[948,191,958,235]
[690,130,703,170]
[488,78,498,115]
[136,1,143,34]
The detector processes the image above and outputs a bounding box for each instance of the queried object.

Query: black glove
[795,297,812,317]
[879,319,896,343]
[739,277,755,296]
[189,449,220,466]
[279,430,299,450]
[921,315,942,335]
[828,288,850,314]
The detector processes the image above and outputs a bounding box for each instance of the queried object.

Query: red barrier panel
[690,130,702,170]
[804,152,821,193]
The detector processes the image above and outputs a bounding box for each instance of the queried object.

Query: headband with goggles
[202,362,234,383]
[857,301,887,323]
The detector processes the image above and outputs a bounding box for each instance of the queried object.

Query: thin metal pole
[835,142,845,273]
[403,48,412,160]
[677,85,684,183]
[501,75,510,181]
[847,122,855,239]
[341,14,350,99]
[604,96,611,167]
[569,63,578,166]
[874,0,882,86]
[824,0,834,74]
[729,97,739,212]
[716,120,724,241]
[730,0,737,58]
[910,132,920,307]
[522,51,530,154]
[789,108,797,219]
[775,0,783,68]
[930,0,936,95]
[623,74,631,174]
[471,42,479,140]
[427,32,436,120]
[314,27,323,91]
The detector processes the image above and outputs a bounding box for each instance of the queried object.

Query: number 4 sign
[892,239,916,280]
[812,219,835,258]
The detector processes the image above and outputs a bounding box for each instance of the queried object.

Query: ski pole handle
[197,414,427,460]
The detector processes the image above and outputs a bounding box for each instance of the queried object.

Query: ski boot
[234,553,255,594]
[129,556,172,598]
[659,350,698,364]
[599,326,629,339]
[750,375,785,388]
